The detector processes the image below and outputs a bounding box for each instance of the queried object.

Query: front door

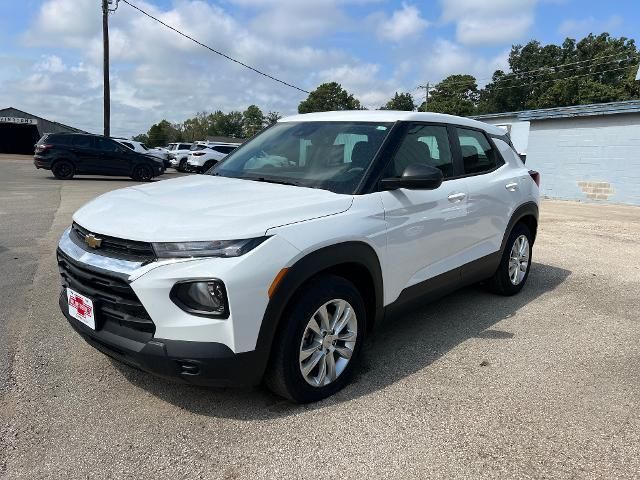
[378,123,474,303]
[95,137,132,176]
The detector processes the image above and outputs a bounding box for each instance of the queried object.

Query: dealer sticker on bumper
[67,288,96,330]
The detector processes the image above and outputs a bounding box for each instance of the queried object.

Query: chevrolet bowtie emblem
[84,233,102,249]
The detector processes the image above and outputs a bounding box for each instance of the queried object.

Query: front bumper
[56,226,300,386]
[59,291,263,386]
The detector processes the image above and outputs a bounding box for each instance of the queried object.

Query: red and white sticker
[67,288,95,330]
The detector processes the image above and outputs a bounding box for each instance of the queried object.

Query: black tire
[52,160,74,180]
[178,158,187,172]
[487,223,533,296]
[131,164,153,182]
[202,160,216,173]
[264,274,366,403]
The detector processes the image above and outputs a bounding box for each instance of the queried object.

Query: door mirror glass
[380,163,444,191]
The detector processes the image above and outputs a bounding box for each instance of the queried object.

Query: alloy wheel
[299,299,357,387]
[508,234,530,285]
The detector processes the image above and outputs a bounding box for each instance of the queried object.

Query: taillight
[529,170,540,187]
[192,152,205,156]
[36,144,53,153]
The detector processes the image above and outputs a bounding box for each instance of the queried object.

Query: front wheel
[131,164,153,182]
[265,274,365,403]
[178,158,187,172]
[487,223,532,295]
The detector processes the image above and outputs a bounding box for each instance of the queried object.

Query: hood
[73,175,353,242]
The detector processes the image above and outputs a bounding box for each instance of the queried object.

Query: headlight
[170,280,229,318]
[153,237,269,258]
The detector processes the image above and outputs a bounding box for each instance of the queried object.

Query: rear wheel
[178,158,187,172]
[265,274,365,403]
[487,223,532,296]
[131,164,153,182]
[52,160,74,180]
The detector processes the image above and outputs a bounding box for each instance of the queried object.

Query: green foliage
[146,120,182,147]
[242,105,265,137]
[131,133,148,144]
[298,82,362,113]
[420,75,478,116]
[265,111,282,125]
[477,33,639,114]
[380,92,415,111]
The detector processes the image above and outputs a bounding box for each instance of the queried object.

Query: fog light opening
[170,279,229,318]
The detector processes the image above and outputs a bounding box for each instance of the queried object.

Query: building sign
[0,116,38,125]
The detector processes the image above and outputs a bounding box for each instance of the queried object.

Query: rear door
[378,122,474,300]
[454,127,517,259]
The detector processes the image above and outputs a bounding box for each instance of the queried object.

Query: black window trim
[447,125,506,180]
[360,120,465,194]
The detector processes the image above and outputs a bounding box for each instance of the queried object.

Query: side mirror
[380,163,444,191]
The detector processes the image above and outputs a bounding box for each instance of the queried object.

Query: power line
[485,64,637,91]
[423,52,639,88]
[120,0,309,94]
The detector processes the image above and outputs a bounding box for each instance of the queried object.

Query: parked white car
[165,142,195,170]
[116,139,168,162]
[57,111,540,403]
[186,143,240,173]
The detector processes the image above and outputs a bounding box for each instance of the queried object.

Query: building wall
[526,114,640,205]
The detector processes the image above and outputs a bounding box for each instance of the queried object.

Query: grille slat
[57,251,155,339]
[71,222,156,263]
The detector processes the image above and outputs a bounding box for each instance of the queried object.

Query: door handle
[505,182,519,191]
[447,192,466,202]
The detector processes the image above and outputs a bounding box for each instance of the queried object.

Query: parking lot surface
[1,154,639,479]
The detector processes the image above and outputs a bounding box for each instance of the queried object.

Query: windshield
[209,121,392,194]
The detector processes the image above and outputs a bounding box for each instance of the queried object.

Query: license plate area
[67,288,96,330]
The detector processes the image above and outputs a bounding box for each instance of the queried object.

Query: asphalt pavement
[1,154,638,479]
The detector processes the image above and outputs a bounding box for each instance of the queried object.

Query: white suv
[56,111,539,403]
[165,142,194,170]
[186,142,240,173]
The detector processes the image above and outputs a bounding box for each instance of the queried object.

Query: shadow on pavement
[112,262,571,419]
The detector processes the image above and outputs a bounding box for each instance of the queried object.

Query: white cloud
[416,39,510,86]
[377,3,429,42]
[9,0,390,136]
[558,15,623,37]
[439,0,537,45]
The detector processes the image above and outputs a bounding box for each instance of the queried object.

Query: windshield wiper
[245,176,301,187]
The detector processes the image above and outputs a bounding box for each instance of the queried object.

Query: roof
[472,100,640,122]
[279,110,506,136]
[0,107,88,133]
[205,135,245,143]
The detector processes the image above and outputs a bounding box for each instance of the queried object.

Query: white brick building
[474,100,640,205]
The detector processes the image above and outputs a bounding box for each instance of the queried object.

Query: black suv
[33,133,165,181]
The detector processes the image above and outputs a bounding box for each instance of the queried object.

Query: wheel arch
[500,202,539,254]
[254,241,384,373]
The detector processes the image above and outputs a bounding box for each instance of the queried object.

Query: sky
[0,0,638,137]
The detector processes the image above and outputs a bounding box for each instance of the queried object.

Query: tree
[242,105,265,137]
[214,111,244,138]
[145,120,181,147]
[265,111,282,125]
[421,74,479,116]
[380,92,415,111]
[180,112,210,142]
[132,133,148,144]
[298,82,362,113]
[478,33,640,113]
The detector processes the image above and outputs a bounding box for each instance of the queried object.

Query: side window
[456,128,502,175]
[384,124,453,178]
[121,142,134,150]
[179,144,191,150]
[72,135,93,149]
[94,137,120,153]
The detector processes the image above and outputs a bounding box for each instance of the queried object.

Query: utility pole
[418,83,430,111]
[102,0,110,137]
